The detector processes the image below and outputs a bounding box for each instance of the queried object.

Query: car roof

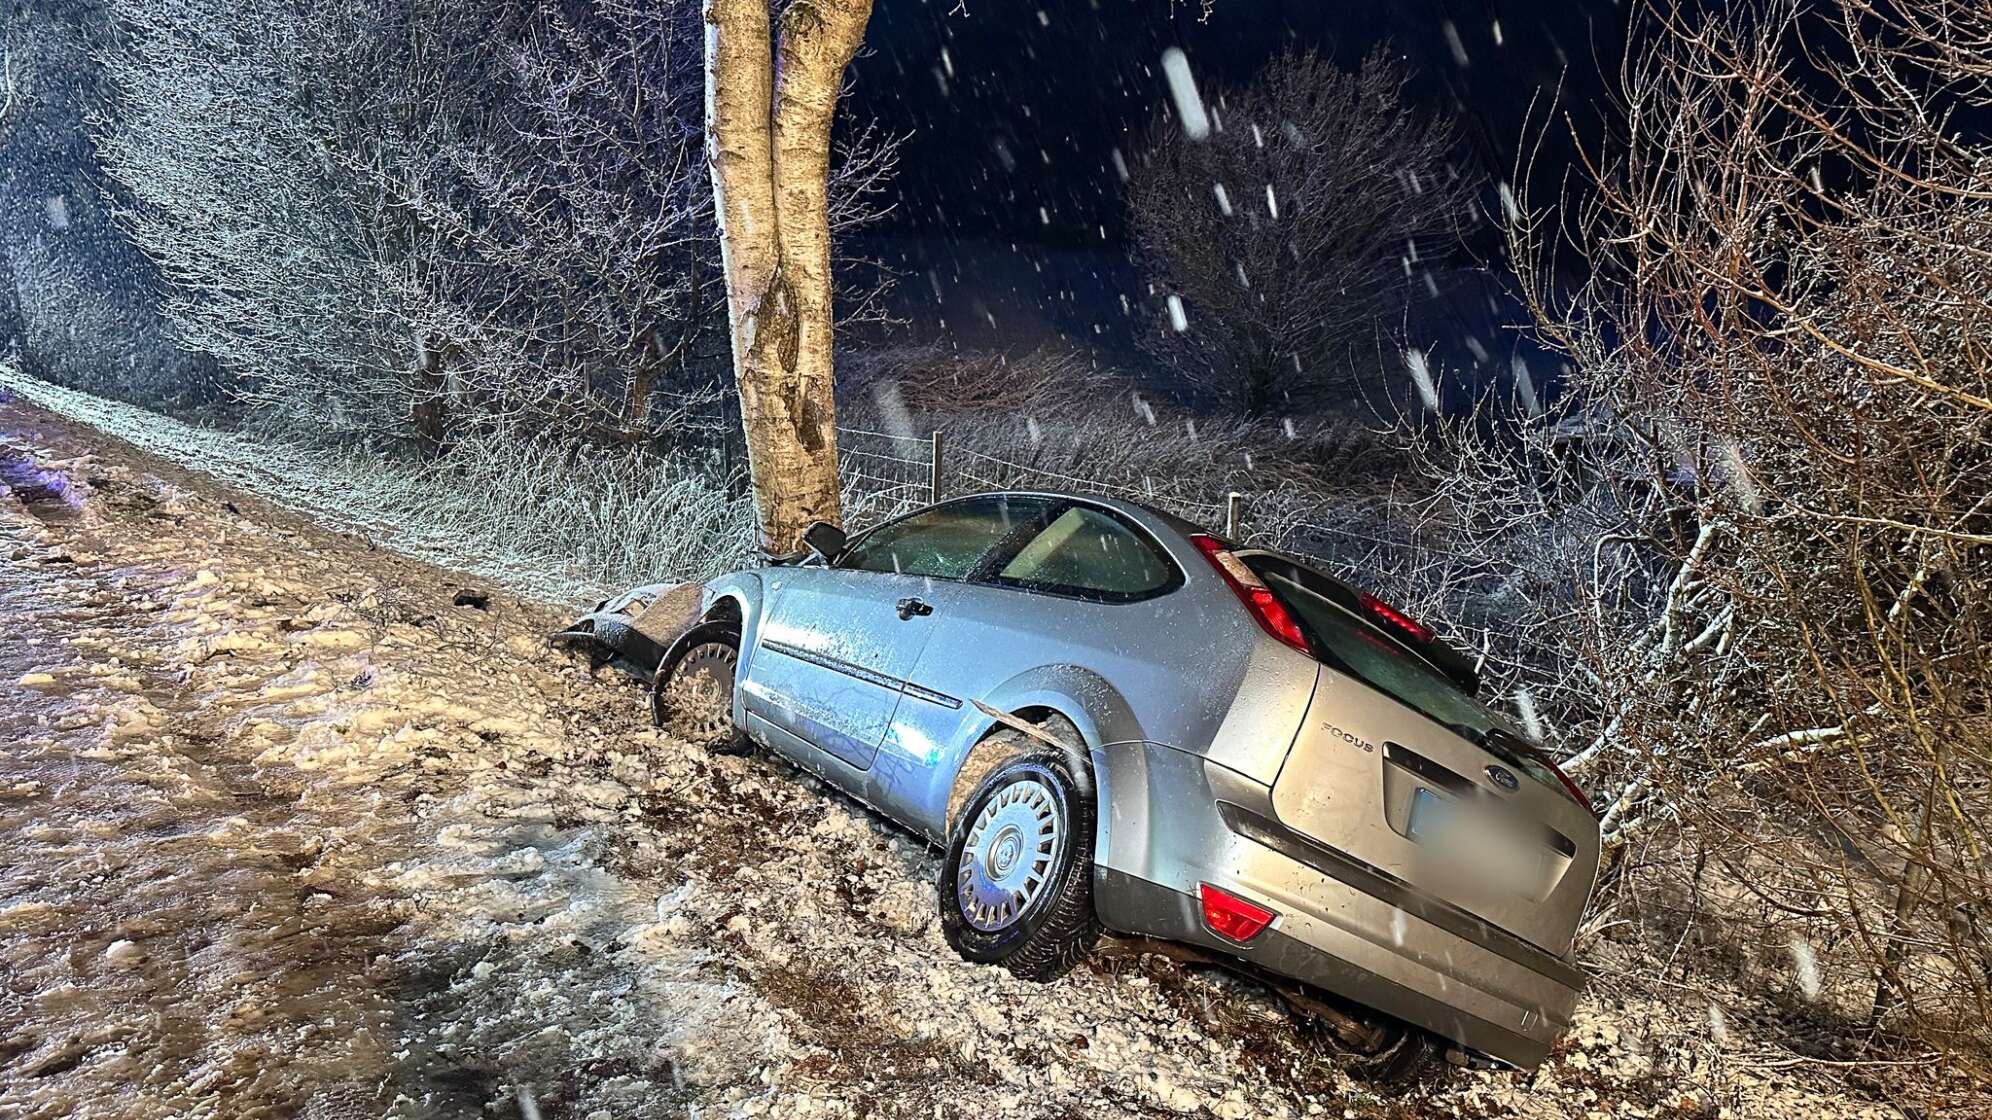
[940,488,1213,540]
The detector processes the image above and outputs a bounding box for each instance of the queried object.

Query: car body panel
[1092,742,1582,1067]
[742,567,953,771]
[868,659,1131,844]
[873,571,1258,833]
[1274,670,1600,955]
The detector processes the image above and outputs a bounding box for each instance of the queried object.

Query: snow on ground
[0,392,1956,1119]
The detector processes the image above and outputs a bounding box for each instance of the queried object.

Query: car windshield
[1254,566,1563,791]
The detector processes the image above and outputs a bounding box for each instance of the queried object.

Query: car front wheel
[938,752,1101,981]
[651,624,749,754]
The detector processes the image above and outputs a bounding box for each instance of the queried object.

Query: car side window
[839,495,1050,580]
[990,505,1177,599]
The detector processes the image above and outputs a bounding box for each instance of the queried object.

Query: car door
[870,500,1190,836]
[742,494,1052,776]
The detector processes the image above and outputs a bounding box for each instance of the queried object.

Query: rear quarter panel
[872,570,1317,842]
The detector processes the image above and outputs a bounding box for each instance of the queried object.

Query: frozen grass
[1,366,754,605]
[5,353,1406,607]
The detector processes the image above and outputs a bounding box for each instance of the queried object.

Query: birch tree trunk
[704,0,871,552]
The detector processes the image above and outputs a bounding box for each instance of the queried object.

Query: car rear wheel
[939,752,1100,981]
[1323,1019,1437,1086]
[651,625,749,754]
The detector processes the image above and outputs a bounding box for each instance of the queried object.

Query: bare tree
[705,0,873,551]
[1,0,199,406]
[91,0,893,462]
[96,0,419,439]
[1128,48,1474,416]
[1408,0,1992,1054]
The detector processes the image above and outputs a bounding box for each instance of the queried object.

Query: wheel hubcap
[957,777,1064,932]
[662,641,736,744]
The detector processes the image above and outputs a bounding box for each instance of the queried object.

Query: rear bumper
[1091,741,1584,1069]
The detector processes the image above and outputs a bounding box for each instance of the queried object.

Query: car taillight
[1199,883,1276,942]
[1545,757,1597,819]
[1187,534,1310,655]
[1357,590,1433,644]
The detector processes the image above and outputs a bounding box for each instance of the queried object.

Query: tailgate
[1271,670,1600,955]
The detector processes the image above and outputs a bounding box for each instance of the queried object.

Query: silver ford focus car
[565,491,1600,1071]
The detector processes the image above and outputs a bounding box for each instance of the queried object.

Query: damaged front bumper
[549,581,705,680]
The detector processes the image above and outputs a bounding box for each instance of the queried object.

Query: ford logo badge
[1486,765,1520,792]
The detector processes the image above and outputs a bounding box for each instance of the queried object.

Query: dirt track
[0,391,1940,1119]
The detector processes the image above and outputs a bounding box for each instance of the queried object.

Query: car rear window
[1253,565,1562,790]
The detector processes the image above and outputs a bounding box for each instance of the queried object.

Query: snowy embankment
[0,367,753,606]
[0,390,1950,1119]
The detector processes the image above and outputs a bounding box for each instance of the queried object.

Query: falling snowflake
[1442,20,1471,68]
[1160,48,1211,140]
[1515,688,1545,741]
[1787,934,1822,1000]
[1719,438,1763,513]
[1404,348,1440,412]
[1512,355,1542,416]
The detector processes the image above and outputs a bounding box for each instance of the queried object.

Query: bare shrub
[1127,48,1475,416]
[834,345,1407,554]
[839,344,1127,421]
[1410,0,1992,1057]
[1,365,754,601]
[91,0,894,452]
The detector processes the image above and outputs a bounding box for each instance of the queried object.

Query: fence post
[1225,491,1245,539]
[929,430,945,504]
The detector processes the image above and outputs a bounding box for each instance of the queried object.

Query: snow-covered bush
[90,0,893,451]
[837,344,1406,550]
[334,431,759,596]
[1411,0,1992,1052]
[0,0,208,413]
[1126,48,1475,416]
[0,365,754,598]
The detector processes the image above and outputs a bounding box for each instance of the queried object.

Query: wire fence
[830,423,1443,589]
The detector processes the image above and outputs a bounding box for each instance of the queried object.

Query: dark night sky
[843,0,1631,361]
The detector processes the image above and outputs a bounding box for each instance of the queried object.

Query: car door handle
[895,596,934,620]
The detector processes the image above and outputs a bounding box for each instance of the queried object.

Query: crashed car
[558,491,1600,1071]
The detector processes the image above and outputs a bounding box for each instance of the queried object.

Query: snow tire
[939,751,1101,981]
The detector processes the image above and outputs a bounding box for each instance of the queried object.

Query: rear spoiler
[1228,547,1480,696]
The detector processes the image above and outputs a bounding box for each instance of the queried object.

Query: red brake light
[1199,883,1276,942]
[1545,758,1597,818]
[1188,534,1310,655]
[1357,590,1433,644]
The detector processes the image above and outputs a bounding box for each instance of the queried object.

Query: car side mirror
[800,520,848,565]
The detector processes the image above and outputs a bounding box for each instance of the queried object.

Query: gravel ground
[0,390,1971,1119]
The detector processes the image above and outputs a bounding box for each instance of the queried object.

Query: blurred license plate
[1406,786,1450,842]
[1407,788,1541,892]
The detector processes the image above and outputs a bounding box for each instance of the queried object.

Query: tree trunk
[410,334,448,455]
[623,327,663,442]
[705,0,871,553]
